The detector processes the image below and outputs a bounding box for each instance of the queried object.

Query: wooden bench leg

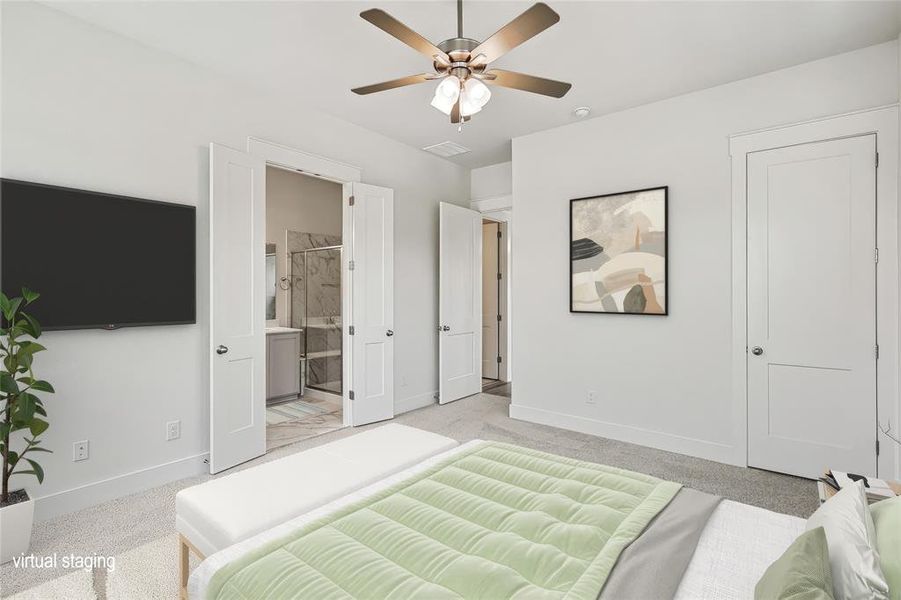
[179,534,207,599]
[180,535,190,599]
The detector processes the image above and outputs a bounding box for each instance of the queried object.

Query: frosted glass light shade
[430,76,460,115]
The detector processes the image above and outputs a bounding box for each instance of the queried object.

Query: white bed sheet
[674,499,806,599]
[190,440,807,600]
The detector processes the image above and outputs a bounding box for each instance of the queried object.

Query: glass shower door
[290,247,342,395]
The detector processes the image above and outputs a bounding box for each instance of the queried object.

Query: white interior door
[209,143,266,473]
[482,221,500,379]
[439,202,482,404]
[348,182,394,425]
[747,134,876,479]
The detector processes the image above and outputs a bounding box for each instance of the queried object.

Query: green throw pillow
[871,496,901,600]
[755,527,835,600]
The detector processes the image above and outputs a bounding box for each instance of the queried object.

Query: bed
[189,440,806,599]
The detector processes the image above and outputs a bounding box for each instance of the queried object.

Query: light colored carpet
[1,393,817,597]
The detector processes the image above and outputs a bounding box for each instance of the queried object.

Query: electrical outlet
[166,420,181,441]
[73,440,89,462]
[586,391,597,405]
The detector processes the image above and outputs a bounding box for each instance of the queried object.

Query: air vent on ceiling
[422,141,470,158]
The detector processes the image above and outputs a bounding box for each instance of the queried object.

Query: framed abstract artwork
[570,186,668,315]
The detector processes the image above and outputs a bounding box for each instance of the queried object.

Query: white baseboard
[33,452,209,521]
[395,391,437,415]
[509,404,742,467]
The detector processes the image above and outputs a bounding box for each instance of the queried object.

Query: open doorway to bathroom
[481,217,510,397]
[264,166,344,451]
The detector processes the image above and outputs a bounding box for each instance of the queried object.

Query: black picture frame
[569,186,668,315]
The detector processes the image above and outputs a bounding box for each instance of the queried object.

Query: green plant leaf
[23,458,44,483]
[17,341,46,356]
[0,373,18,394]
[29,380,54,393]
[21,288,39,304]
[29,418,49,437]
[0,293,9,314]
[13,392,37,424]
[23,313,42,339]
[34,404,47,417]
[3,297,22,321]
[0,422,10,439]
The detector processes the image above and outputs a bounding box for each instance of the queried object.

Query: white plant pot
[0,491,34,564]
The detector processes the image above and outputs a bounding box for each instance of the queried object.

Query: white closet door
[439,202,482,404]
[349,183,395,425]
[209,143,266,474]
[747,134,876,479]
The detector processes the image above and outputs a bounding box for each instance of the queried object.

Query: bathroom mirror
[265,249,277,321]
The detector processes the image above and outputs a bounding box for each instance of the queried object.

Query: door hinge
[497,230,502,239]
[497,314,502,322]
[349,260,355,271]
[875,344,879,359]
[874,248,879,264]
[497,272,502,280]
[349,325,355,336]
[349,390,355,400]
[876,439,880,456]
[875,152,879,169]
[496,355,502,363]
[349,195,355,206]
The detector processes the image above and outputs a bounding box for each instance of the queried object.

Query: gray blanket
[599,487,722,599]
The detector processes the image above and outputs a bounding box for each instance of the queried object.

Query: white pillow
[806,480,889,600]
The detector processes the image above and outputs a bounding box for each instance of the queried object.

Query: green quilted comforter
[206,441,682,599]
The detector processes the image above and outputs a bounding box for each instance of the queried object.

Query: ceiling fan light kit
[352,0,572,125]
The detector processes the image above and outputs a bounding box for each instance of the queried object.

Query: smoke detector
[573,106,591,118]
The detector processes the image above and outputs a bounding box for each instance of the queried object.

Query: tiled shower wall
[287,231,342,394]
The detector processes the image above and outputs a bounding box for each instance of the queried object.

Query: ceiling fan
[351,0,572,125]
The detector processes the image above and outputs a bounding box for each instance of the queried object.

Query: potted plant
[0,289,53,564]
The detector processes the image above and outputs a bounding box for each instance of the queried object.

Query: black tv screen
[1,179,196,330]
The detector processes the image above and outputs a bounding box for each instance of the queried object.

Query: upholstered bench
[175,424,458,598]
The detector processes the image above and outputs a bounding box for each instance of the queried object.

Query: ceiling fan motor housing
[436,37,482,77]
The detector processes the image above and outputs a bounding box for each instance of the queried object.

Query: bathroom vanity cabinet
[266,327,301,402]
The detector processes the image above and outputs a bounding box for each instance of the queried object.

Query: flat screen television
[1,178,196,330]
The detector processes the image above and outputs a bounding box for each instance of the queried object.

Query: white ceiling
[45,1,901,168]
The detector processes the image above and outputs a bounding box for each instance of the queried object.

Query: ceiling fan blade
[484,69,571,98]
[469,3,559,63]
[360,9,450,62]
[351,73,435,95]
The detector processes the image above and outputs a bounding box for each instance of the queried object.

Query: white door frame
[729,105,899,478]
[473,195,513,383]
[480,214,510,382]
[246,137,361,427]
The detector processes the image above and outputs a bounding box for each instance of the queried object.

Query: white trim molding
[33,453,209,521]
[246,137,359,428]
[247,137,361,183]
[471,194,513,213]
[510,404,738,465]
[729,104,900,480]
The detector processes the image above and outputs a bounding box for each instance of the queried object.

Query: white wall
[471,161,512,201]
[265,167,342,326]
[511,41,900,469]
[1,1,468,517]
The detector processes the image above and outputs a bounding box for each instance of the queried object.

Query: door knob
[751,346,764,356]
[386,330,394,337]
[216,345,229,355]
